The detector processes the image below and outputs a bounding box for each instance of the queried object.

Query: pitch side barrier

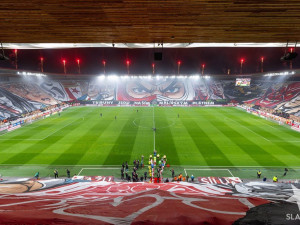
[0,105,70,134]
[238,105,300,133]
[73,100,234,107]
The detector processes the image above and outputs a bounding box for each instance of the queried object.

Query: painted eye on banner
[132,88,147,94]
[165,87,179,93]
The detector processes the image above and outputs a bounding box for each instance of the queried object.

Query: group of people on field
[257,168,289,182]
[34,168,71,180]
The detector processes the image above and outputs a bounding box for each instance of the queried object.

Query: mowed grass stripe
[155,107,180,165]
[0,107,86,156]
[103,109,141,165]
[180,108,233,166]
[1,108,94,165]
[236,109,300,143]
[191,108,259,166]
[220,108,300,160]
[166,108,209,166]
[206,108,287,166]
[234,107,300,139]
[50,107,119,165]
[129,108,154,164]
[0,108,83,151]
[33,107,122,165]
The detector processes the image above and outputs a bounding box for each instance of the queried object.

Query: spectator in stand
[66,169,70,178]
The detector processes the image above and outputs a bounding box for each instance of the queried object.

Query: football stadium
[1,1,300,224]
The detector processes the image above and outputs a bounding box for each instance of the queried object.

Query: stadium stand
[0,73,300,121]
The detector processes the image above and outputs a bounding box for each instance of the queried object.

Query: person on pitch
[191,174,195,182]
[257,170,262,178]
[171,169,175,178]
[283,168,288,176]
[54,169,58,179]
[34,172,39,179]
[141,155,144,167]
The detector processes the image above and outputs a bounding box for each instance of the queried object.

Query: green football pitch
[0,106,300,179]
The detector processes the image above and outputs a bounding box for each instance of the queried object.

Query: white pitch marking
[224,116,271,142]
[153,106,155,151]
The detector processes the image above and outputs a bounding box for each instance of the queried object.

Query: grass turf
[0,106,299,179]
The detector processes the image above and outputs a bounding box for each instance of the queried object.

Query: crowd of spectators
[0,102,67,127]
[242,103,300,125]
[272,110,290,119]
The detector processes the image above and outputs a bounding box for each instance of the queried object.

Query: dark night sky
[0,47,299,75]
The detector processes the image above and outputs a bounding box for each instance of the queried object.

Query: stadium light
[201,64,205,75]
[40,57,44,72]
[240,58,245,74]
[14,49,18,69]
[177,60,182,75]
[264,71,295,77]
[98,74,105,80]
[17,71,46,77]
[152,63,155,75]
[109,75,119,81]
[76,59,81,74]
[126,59,130,75]
[102,60,106,74]
[62,59,66,74]
[260,57,264,73]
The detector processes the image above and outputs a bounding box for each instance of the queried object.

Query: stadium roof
[1,0,300,48]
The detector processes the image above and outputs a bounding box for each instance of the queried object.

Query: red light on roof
[177,60,182,65]
[290,48,294,52]
[40,57,44,61]
[202,64,205,68]
[261,57,264,62]
[152,63,155,67]
[240,58,244,63]
[76,59,80,63]
[62,59,66,64]
[126,60,130,65]
[102,60,106,65]
[14,49,17,53]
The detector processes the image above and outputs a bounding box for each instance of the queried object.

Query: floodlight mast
[40,57,44,72]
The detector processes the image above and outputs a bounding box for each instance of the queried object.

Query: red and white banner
[198,177,242,186]
[0,180,269,224]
